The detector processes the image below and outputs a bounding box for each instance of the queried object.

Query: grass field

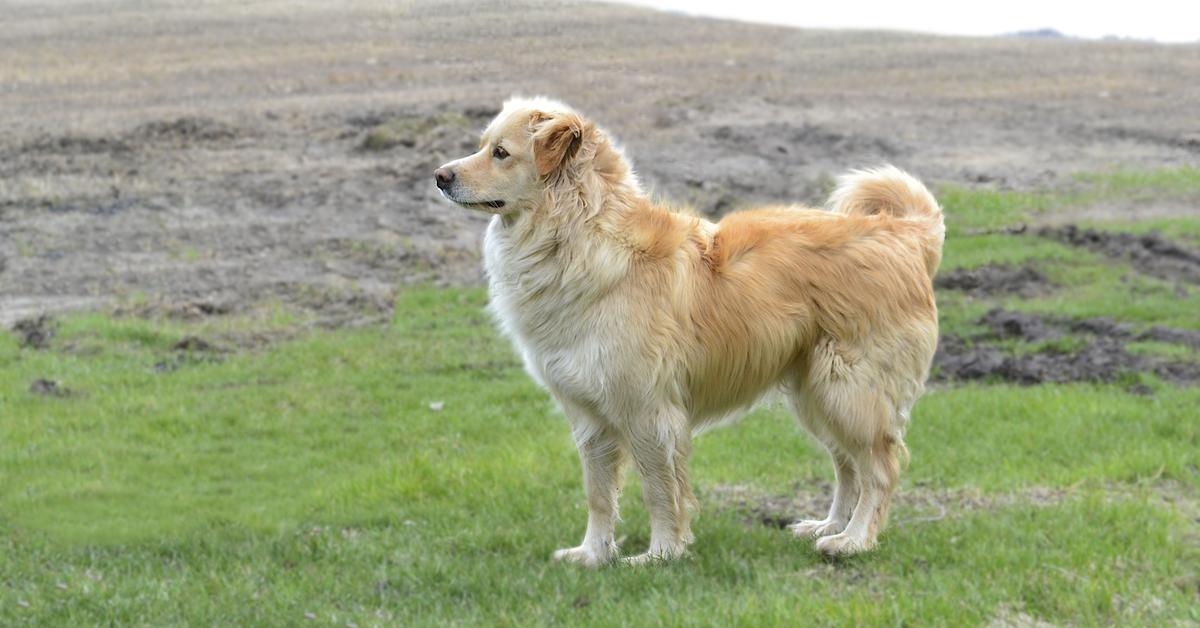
[3,170,1200,625]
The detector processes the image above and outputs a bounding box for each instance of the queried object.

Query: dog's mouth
[441,190,506,211]
[461,200,506,210]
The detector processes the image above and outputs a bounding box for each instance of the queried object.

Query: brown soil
[172,336,223,353]
[1139,326,1200,350]
[29,378,76,398]
[12,314,57,349]
[933,308,1200,386]
[934,264,1053,297]
[1039,225,1200,285]
[2,1,1199,328]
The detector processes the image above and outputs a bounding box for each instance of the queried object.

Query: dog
[434,97,943,564]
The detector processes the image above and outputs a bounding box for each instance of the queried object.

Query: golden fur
[435,97,944,564]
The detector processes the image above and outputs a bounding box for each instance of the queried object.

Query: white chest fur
[483,216,654,417]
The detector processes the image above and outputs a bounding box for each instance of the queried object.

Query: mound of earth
[29,378,76,398]
[1039,225,1200,285]
[12,315,57,349]
[934,308,1200,386]
[934,264,1053,297]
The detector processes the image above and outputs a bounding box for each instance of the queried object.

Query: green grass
[1127,339,1200,361]
[938,165,1200,237]
[935,165,1200,333]
[1074,165,1200,198]
[3,167,1200,624]
[935,247,1200,338]
[3,287,1198,625]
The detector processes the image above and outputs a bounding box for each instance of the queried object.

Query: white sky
[618,0,1200,43]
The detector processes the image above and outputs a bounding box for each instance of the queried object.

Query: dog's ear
[531,112,587,177]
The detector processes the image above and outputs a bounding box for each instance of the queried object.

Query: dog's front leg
[624,406,696,565]
[552,423,627,567]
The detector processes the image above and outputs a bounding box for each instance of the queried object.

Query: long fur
[445,98,944,563]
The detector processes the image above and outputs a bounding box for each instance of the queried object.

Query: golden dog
[434,98,943,564]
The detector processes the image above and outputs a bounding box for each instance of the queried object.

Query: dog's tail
[827,165,944,276]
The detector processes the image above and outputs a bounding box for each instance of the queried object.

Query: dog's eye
[492,145,509,160]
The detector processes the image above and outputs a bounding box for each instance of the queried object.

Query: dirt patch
[18,134,132,155]
[934,308,1200,386]
[12,315,57,349]
[0,104,488,336]
[4,1,1200,331]
[154,336,227,373]
[934,335,1177,386]
[1139,326,1200,350]
[1039,225,1200,285]
[976,307,1197,347]
[707,122,900,163]
[708,479,1198,531]
[110,297,237,321]
[14,116,239,158]
[172,335,223,353]
[357,109,493,152]
[29,378,77,398]
[935,264,1053,297]
[130,116,241,143]
[709,482,1070,530]
[1092,125,1200,154]
[655,119,907,215]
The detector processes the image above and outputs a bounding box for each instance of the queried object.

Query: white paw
[788,518,846,538]
[622,543,687,566]
[814,532,874,557]
[551,544,615,567]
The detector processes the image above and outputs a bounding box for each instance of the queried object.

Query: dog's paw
[622,552,660,566]
[622,543,687,566]
[788,518,845,538]
[622,550,683,566]
[814,532,874,557]
[551,544,615,567]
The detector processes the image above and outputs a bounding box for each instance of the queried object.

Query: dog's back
[680,168,942,423]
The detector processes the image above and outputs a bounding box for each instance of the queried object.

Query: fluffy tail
[827,165,944,276]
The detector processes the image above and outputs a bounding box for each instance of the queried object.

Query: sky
[618,0,1200,43]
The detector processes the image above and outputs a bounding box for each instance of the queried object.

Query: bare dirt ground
[2,0,1200,325]
[934,308,1200,388]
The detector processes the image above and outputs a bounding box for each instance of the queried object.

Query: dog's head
[434,97,599,214]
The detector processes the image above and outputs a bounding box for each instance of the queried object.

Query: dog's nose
[434,167,455,190]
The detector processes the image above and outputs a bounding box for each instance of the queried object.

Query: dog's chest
[491,281,631,401]
[483,219,657,410]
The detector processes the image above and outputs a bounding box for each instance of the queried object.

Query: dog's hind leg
[802,337,911,556]
[813,436,901,556]
[623,405,697,565]
[553,411,628,567]
[785,389,859,539]
[789,448,858,539]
